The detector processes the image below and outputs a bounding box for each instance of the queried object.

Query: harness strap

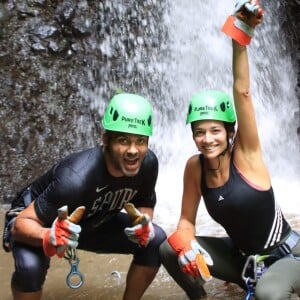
[22,186,32,207]
[241,231,300,300]
[271,231,300,257]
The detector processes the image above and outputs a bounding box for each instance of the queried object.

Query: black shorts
[78,211,166,267]
[10,212,166,292]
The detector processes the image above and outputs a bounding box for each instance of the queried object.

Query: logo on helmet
[193,105,218,113]
[122,116,146,125]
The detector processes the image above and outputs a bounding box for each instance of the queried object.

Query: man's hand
[124,203,155,247]
[42,205,85,257]
[168,231,213,282]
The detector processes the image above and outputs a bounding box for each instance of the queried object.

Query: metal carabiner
[242,255,257,300]
[244,277,255,300]
[66,256,84,289]
[64,247,84,289]
[242,254,269,300]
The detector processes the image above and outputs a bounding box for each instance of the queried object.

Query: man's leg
[79,213,167,299]
[11,242,49,300]
[12,288,42,300]
[123,263,159,300]
[121,223,167,299]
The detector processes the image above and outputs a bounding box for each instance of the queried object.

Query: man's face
[104,132,149,177]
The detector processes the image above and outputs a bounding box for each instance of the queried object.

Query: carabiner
[66,257,84,289]
[244,277,255,300]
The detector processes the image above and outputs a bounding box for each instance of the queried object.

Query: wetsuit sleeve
[33,155,88,226]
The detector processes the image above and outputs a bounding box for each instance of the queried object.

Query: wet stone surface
[0,209,299,299]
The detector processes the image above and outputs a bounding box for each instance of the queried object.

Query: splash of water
[80,0,300,232]
[153,0,300,231]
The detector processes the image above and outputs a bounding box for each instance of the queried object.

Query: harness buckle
[241,254,269,300]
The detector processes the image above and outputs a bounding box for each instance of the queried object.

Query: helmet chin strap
[220,136,234,156]
[220,147,228,157]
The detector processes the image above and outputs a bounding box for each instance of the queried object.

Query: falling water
[80,0,300,233]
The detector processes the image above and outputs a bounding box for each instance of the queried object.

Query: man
[3,93,166,300]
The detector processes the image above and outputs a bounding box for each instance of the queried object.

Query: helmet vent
[113,110,119,121]
[220,102,226,112]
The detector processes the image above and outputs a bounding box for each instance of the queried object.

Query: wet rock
[35,24,59,39]
[31,42,47,52]
[54,0,76,25]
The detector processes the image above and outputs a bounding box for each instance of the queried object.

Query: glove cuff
[221,15,253,45]
[42,229,57,257]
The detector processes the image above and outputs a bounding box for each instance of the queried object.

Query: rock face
[0,0,168,203]
[0,0,299,204]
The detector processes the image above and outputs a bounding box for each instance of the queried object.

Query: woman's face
[192,120,227,158]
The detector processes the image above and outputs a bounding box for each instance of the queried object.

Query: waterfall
[80,0,300,232]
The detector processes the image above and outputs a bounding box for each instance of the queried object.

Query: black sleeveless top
[200,155,290,254]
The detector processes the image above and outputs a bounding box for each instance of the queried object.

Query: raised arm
[232,41,261,154]
[222,0,270,186]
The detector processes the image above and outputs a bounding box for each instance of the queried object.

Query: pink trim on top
[233,161,267,191]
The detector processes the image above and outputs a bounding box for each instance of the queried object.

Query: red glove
[168,231,213,282]
[42,205,84,257]
[222,0,263,46]
[124,214,155,247]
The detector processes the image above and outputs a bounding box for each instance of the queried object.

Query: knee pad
[152,224,167,247]
[12,242,50,292]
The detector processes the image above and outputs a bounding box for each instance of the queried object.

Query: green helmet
[102,93,153,136]
[186,90,236,124]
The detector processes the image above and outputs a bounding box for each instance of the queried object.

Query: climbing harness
[241,254,269,300]
[3,187,32,252]
[241,231,300,300]
[64,247,84,289]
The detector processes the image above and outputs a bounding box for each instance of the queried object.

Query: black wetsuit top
[14,146,158,235]
[200,155,290,255]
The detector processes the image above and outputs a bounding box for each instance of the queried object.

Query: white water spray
[81,1,300,233]
[152,0,300,232]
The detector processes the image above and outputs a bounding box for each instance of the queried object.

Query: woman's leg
[159,239,207,300]
[255,257,300,300]
[159,236,246,300]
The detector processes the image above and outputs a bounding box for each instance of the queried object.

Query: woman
[159,1,300,299]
